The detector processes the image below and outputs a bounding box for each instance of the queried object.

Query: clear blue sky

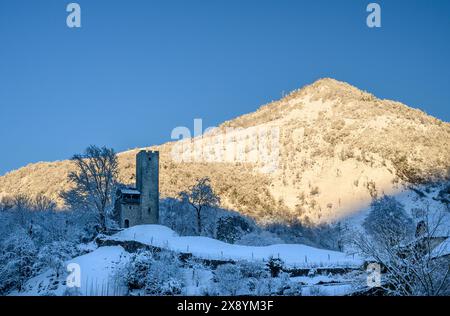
[0,0,449,176]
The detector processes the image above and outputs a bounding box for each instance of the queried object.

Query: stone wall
[136,150,159,224]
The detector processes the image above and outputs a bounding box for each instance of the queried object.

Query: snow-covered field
[109,225,361,268]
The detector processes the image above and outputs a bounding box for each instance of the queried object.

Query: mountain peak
[287,78,376,103]
[310,77,348,88]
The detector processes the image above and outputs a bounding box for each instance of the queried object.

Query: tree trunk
[196,207,202,235]
[99,210,106,232]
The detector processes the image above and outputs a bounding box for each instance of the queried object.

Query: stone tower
[136,150,159,224]
[114,150,159,228]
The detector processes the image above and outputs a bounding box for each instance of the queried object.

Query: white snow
[110,225,361,268]
[432,237,450,259]
[66,246,130,295]
[119,188,140,195]
[15,246,130,296]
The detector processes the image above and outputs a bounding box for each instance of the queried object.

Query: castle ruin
[114,150,159,228]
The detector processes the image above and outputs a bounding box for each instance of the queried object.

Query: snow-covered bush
[33,241,78,277]
[247,277,269,295]
[212,261,301,296]
[0,231,38,294]
[124,250,154,290]
[274,272,302,295]
[249,275,282,295]
[236,260,269,279]
[214,264,245,295]
[124,250,184,296]
[144,252,184,295]
[281,281,303,296]
[267,257,284,277]
[308,285,326,296]
[216,215,253,244]
[0,197,101,295]
[246,273,300,296]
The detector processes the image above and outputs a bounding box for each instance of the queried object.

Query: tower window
[124,219,130,228]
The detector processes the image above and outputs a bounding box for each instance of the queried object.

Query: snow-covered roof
[118,188,140,195]
[432,237,450,259]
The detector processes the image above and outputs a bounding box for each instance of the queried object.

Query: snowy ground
[14,246,130,296]
[15,224,365,296]
[10,184,449,297]
[109,225,362,268]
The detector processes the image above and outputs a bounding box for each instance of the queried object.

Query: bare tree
[179,177,220,235]
[33,194,56,212]
[61,145,118,232]
[11,194,34,229]
[12,194,33,212]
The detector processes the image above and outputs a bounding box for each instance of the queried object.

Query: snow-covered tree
[363,196,414,247]
[353,199,450,296]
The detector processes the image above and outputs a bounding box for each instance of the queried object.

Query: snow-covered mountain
[1,78,449,224]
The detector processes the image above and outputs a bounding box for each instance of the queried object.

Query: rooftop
[118,188,140,195]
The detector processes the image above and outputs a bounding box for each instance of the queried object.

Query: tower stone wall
[136,150,159,224]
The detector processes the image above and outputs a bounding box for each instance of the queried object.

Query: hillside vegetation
[1,78,449,224]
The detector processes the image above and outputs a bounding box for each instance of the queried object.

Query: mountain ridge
[1,78,449,224]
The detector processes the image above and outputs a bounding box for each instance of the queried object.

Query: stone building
[114,150,159,228]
